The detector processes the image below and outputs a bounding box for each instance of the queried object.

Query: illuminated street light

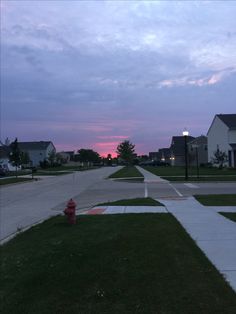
[183,129,189,180]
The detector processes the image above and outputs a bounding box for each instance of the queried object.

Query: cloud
[1,1,236,154]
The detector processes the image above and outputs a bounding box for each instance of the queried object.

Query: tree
[9,138,21,177]
[77,149,101,165]
[48,151,57,166]
[116,140,136,164]
[20,151,31,166]
[211,149,228,169]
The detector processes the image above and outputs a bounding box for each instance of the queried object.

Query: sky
[1,0,236,157]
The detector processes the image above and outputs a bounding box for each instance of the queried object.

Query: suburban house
[149,148,171,164]
[170,135,195,166]
[207,114,236,168]
[188,135,208,166]
[18,141,56,167]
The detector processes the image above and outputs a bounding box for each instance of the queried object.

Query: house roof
[18,141,54,151]
[170,136,195,156]
[188,135,207,146]
[217,114,236,129]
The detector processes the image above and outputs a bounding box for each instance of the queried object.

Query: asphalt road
[1,166,236,242]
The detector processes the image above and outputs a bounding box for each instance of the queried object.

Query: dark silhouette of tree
[20,151,31,166]
[9,138,21,177]
[77,149,101,165]
[116,140,136,164]
[212,149,228,169]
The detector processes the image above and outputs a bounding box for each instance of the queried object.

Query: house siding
[208,116,236,167]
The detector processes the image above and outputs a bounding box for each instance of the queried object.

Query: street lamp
[183,129,189,180]
[192,144,199,179]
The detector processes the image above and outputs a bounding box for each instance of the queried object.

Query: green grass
[220,213,236,222]
[109,166,143,179]
[194,194,236,206]
[36,171,73,176]
[97,197,163,206]
[1,215,236,314]
[162,176,236,182]
[39,165,100,172]
[0,178,35,186]
[143,166,236,178]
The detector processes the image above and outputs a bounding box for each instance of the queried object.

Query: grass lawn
[0,177,35,186]
[194,194,236,206]
[109,166,143,179]
[1,215,236,314]
[39,165,100,172]
[97,197,163,206]
[220,213,236,222]
[36,171,73,176]
[143,166,236,181]
[162,176,236,182]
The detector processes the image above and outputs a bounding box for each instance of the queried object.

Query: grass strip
[97,197,163,206]
[0,178,34,186]
[219,213,236,222]
[109,166,143,179]
[164,176,236,182]
[194,194,236,206]
[143,166,236,177]
[1,215,236,314]
[36,171,73,176]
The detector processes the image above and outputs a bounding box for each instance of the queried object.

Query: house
[188,136,208,166]
[18,141,56,167]
[207,114,236,167]
[158,148,172,163]
[170,135,195,166]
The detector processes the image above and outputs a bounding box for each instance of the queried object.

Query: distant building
[158,148,171,163]
[207,114,236,167]
[18,141,56,166]
[149,152,160,161]
[170,135,195,166]
[188,136,208,166]
[64,151,75,161]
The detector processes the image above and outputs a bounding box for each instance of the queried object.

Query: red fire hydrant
[64,199,76,224]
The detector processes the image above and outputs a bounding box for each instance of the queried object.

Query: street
[1,167,236,242]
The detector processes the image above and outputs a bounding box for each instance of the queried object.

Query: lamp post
[192,144,199,179]
[183,129,189,181]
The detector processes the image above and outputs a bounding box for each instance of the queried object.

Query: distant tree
[20,151,31,166]
[211,149,228,169]
[9,138,21,177]
[48,151,56,166]
[116,140,136,164]
[77,149,101,165]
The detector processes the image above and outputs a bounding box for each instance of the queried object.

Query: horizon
[1,1,236,156]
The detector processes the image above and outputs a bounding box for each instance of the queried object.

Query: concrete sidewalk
[135,166,168,183]
[81,205,167,215]
[157,196,236,292]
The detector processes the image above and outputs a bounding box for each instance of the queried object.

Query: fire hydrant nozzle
[64,199,76,224]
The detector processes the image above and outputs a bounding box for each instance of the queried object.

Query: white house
[207,114,236,167]
[18,141,56,167]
